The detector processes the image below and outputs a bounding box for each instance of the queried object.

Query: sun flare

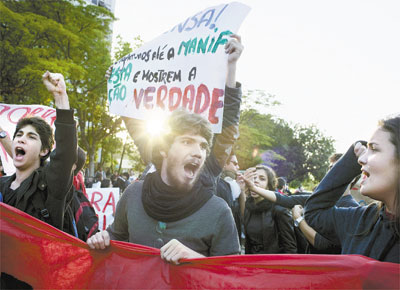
[145,109,170,137]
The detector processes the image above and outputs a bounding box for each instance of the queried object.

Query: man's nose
[17,136,26,143]
[191,143,202,158]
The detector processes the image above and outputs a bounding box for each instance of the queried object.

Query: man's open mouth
[184,162,200,178]
[15,147,26,157]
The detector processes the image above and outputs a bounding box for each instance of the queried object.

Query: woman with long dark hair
[240,165,297,254]
[305,115,400,263]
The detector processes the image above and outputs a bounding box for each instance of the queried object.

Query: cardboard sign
[86,187,120,230]
[107,2,250,133]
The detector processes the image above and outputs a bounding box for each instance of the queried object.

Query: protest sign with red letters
[85,187,120,230]
[107,2,250,133]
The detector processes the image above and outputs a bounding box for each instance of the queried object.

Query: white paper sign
[107,2,250,133]
[86,187,120,230]
[0,104,57,176]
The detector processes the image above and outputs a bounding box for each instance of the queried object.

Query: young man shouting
[0,71,77,230]
[87,35,243,264]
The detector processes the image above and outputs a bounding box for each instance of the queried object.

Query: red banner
[1,203,399,289]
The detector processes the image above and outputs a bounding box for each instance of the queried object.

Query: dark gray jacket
[305,144,399,263]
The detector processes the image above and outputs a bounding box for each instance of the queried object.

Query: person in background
[73,147,87,197]
[101,178,113,188]
[240,165,297,254]
[216,151,244,240]
[92,172,103,188]
[241,154,360,254]
[328,153,343,169]
[276,177,287,195]
[128,169,137,183]
[305,115,400,263]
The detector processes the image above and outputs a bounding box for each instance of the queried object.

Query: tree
[0,0,124,176]
[261,119,307,183]
[294,124,335,181]
[236,109,275,169]
[236,105,335,187]
[100,35,147,175]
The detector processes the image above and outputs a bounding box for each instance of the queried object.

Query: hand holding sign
[226,34,243,65]
[225,34,243,88]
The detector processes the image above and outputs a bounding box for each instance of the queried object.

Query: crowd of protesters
[84,166,136,193]
[1,32,399,288]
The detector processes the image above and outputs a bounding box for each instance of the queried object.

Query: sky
[111,0,400,153]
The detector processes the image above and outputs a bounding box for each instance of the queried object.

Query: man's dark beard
[168,166,204,193]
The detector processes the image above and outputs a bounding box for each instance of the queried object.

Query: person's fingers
[230,33,241,43]
[354,142,367,157]
[87,236,95,249]
[42,71,50,80]
[225,40,239,53]
[92,233,102,250]
[90,232,107,250]
[102,231,110,247]
[161,239,176,259]
[169,252,182,265]
[48,72,63,86]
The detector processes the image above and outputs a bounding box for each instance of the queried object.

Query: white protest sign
[86,187,120,230]
[107,2,250,133]
[0,104,57,176]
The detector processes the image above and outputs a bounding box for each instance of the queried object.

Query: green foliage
[113,35,143,62]
[294,124,335,181]
[236,109,274,169]
[102,35,146,174]
[0,0,123,176]
[241,89,280,113]
[237,99,335,184]
[124,140,146,173]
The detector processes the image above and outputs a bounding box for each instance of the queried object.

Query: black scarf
[245,197,273,214]
[2,170,39,208]
[142,171,213,222]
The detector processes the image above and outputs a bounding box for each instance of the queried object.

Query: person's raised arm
[303,142,364,242]
[243,167,311,208]
[122,117,151,164]
[225,34,243,89]
[209,34,244,174]
[42,71,77,202]
[243,167,277,202]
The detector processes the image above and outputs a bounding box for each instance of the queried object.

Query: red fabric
[1,203,399,289]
